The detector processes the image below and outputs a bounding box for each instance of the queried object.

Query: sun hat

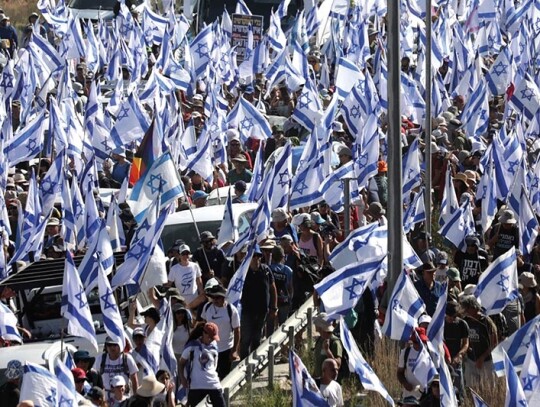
[141,307,160,322]
[232,155,248,163]
[419,262,436,273]
[111,375,126,388]
[136,375,165,397]
[499,209,517,224]
[5,360,23,380]
[73,350,95,366]
[337,145,353,157]
[260,239,277,249]
[280,234,293,242]
[332,122,345,133]
[519,272,537,288]
[203,322,220,341]
[271,207,288,222]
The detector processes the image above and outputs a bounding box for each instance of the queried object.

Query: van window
[26,289,101,322]
[68,0,143,9]
[161,209,254,253]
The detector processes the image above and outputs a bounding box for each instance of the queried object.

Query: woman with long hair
[172,304,192,360]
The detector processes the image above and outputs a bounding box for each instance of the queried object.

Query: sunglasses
[180,251,190,255]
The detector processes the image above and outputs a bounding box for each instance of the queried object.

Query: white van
[161,203,257,252]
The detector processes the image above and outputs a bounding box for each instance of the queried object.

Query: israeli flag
[291,78,323,131]
[289,350,330,407]
[97,256,126,349]
[439,160,458,228]
[340,319,395,405]
[520,330,540,404]
[20,362,58,407]
[503,349,529,407]
[492,314,540,376]
[0,302,23,343]
[474,247,518,315]
[268,143,292,211]
[470,388,490,407]
[382,269,426,341]
[335,57,362,101]
[438,200,476,252]
[129,152,184,223]
[217,187,235,248]
[227,244,255,310]
[510,74,540,121]
[61,251,98,352]
[55,358,78,407]
[110,92,151,148]
[4,109,47,166]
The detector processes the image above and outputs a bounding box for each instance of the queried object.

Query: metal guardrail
[196,297,315,406]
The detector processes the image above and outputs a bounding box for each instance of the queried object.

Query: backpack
[202,302,234,329]
[100,352,130,391]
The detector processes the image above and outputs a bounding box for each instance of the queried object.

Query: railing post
[246,363,253,403]
[307,307,313,350]
[223,387,230,407]
[268,344,275,390]
[288,326,294,352]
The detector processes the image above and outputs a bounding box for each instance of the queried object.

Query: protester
[74,350,103,389]
[166,243,204,311]
[192,231,227,283]
[95,337,139,403]
[239,246,278,358]
[172,303,192,361]
[200,285,241,379]
[320,359,344,407]
[179,323,226,407]
[0,360,23,407]
[312,315,343,381]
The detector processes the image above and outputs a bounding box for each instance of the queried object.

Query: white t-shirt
[181,340,221,390]
[95,352,139,392]
[168,262,202,304]
[201,302,240,352]
[320,380,344,407]
[173,325,190,356]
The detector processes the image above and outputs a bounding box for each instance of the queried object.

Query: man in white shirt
[319,359,344,407]
[200,285,241,379]
[166,244,204,310]
[95,337,139,404]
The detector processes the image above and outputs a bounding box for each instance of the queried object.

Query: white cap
[111,375,126,387]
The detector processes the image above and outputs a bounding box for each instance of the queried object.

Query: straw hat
[136,375,165,398]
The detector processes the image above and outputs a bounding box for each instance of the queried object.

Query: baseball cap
[203,322,220,341]
[111,375,126,388]
[132,327,146,338]
[71,368,87,381]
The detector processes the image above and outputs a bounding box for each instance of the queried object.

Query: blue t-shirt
[270,263,293,304]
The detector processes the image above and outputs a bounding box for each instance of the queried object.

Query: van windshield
[161,209,254,252]
[68,0,143,10]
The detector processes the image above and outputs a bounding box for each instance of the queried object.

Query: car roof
[164,202,257,226]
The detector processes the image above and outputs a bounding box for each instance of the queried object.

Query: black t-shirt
[193,247,226,279]
[464,314,497,361]
[454,250,488,286]
[443,317,469,358]
[241,264,274,315]
[490,224,519,260]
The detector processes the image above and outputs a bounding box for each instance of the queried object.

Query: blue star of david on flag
[492,61,508,76]
[0,72,13,91]
[46,388,57,404]
[293,179,308,195]
[297,93,312,109]
[344,278,366,300]
[278,169,290,188]
[521,87,535,102]
[230,277,244,293]
[147,174,167,194]
[100,289,117,311]
[497,274,510,292]
[195,43,209,59]
[116,106,131,121]
[58,395,74,407]
[240,117,255,132]
[75,289,88,308]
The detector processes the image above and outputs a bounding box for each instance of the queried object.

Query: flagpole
[424,0,433,242]
[387,0,402,289]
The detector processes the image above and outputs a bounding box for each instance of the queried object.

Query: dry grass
[1,0,40,31]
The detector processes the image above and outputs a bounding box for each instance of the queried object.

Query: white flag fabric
[510,74,540,121]
[382,269,426,341]
[315,259,381,316]
[0,302,23,343]
[54,358,78,407]
[474,247,518,315]
[340,319,395,405]
[4,109,48,166]
[504,350,529,407]
[98,258,127,349]
[20,362,59,407]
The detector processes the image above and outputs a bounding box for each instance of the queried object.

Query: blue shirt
[414,278,443,316]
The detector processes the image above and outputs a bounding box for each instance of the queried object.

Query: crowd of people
[1,0,540,406]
